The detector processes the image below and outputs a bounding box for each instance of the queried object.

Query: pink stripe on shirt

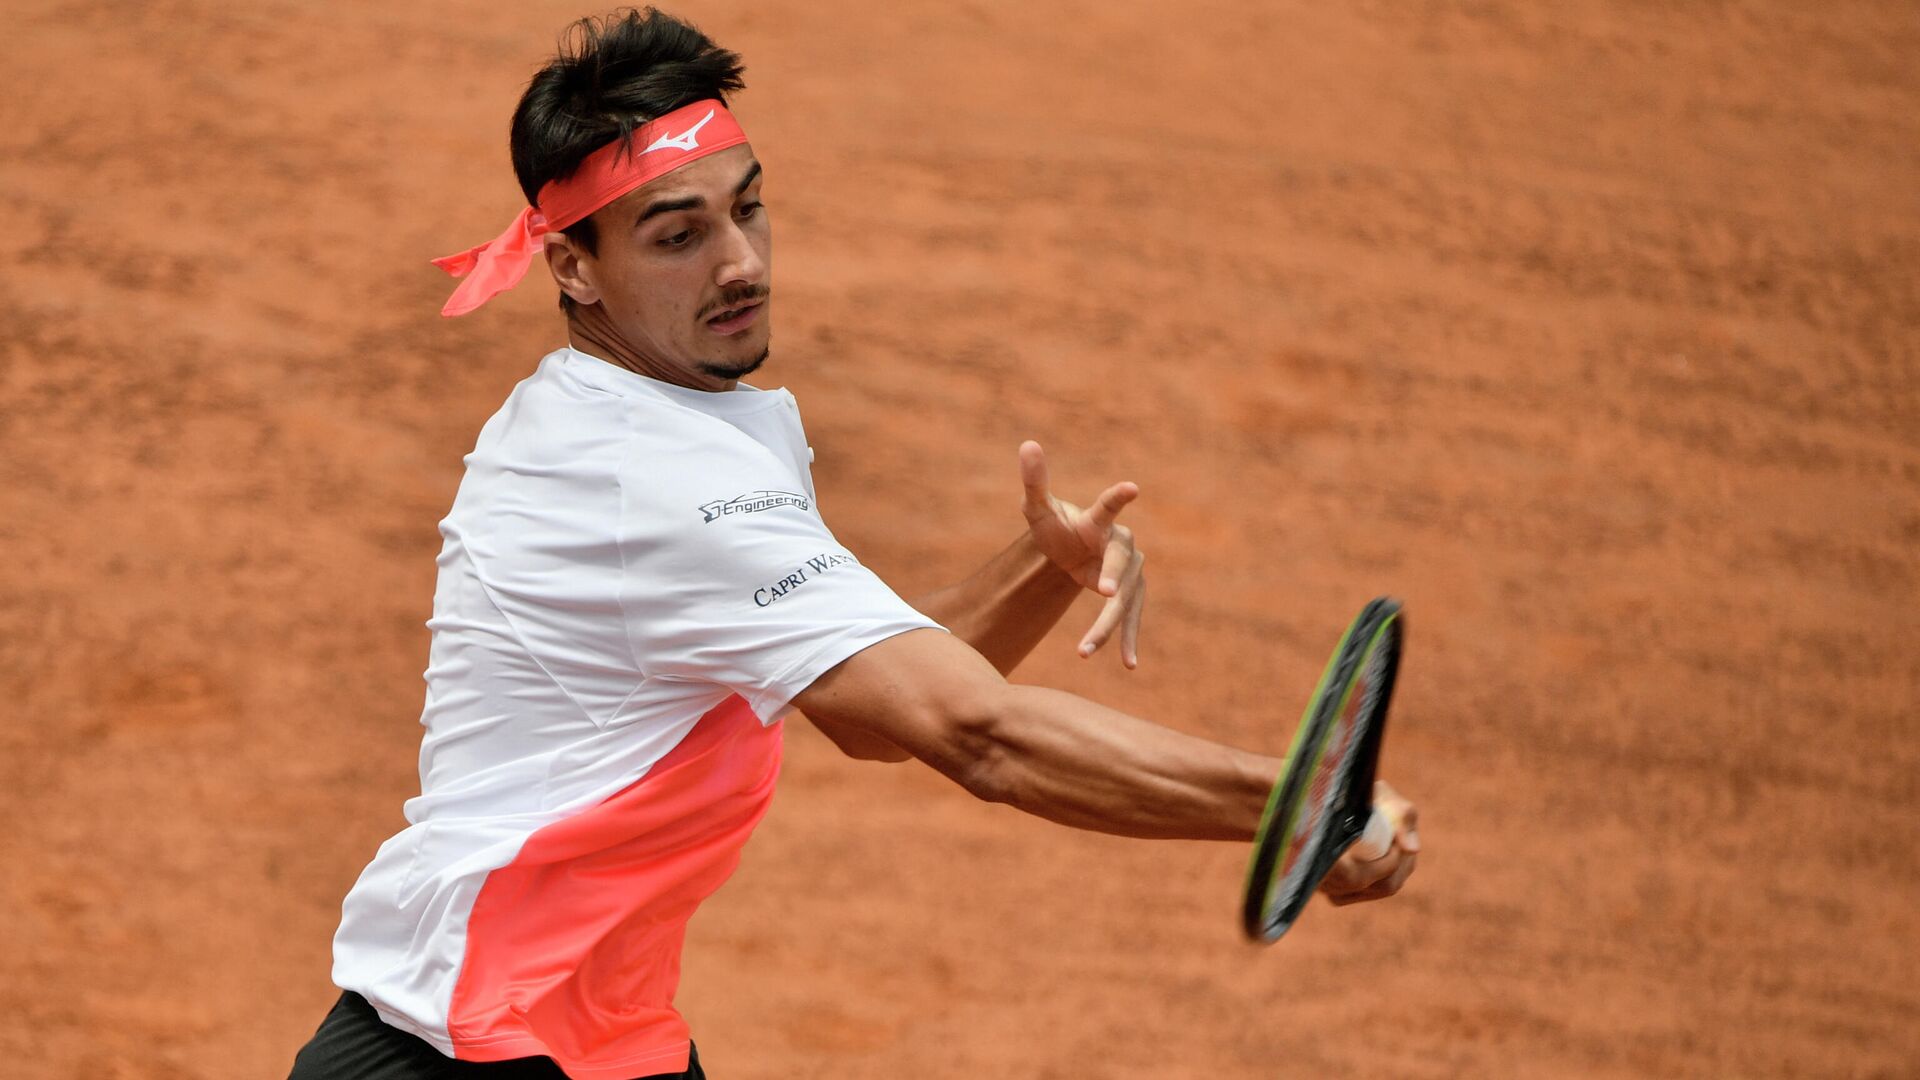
[446,694,782,1077]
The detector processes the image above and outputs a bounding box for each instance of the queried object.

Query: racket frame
[1241,597,1404,942]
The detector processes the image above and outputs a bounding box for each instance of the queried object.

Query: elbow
[956,744,1017,806]
[939,685,1021,806]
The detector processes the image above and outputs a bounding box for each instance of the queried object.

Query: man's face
[548,143,771,390]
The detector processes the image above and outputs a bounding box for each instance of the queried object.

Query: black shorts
[287,991,706,1080]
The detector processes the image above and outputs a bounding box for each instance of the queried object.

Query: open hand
[1018,440,1146,667]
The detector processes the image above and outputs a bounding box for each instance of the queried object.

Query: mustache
[699,285,770,320]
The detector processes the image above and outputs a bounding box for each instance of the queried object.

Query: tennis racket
[1242,597,1405,943]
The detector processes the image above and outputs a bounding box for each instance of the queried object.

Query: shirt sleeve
[615,414,944,723]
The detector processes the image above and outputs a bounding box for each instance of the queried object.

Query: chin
[698,345,770,381]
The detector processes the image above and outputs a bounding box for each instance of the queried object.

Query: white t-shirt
[331,347,941,1079]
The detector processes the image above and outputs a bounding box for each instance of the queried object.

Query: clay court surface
[3,1,1918,1076]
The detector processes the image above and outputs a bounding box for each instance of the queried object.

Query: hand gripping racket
[1242,598,1405,943]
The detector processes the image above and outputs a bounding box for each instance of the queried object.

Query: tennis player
[287,9,1419,1079]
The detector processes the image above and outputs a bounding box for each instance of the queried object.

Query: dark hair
[510,8,746,310]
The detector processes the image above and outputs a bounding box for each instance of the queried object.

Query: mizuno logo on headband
[644,109,715,155]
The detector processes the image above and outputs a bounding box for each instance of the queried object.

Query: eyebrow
[733,160,762,196]
[634,160,763,226]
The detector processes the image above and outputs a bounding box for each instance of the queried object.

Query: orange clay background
[2,2,1917,1077]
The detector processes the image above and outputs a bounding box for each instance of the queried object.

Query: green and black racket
[1242,597,1405,943]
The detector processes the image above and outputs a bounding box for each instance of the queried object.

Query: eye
[736,201,763,220]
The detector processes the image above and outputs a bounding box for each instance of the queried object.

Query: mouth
[705,300,765,336]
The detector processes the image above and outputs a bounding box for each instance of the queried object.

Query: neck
[565,304,738,393]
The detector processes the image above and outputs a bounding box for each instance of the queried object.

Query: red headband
[431,99,749,317]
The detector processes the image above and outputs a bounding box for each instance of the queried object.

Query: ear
[543,232,602,307]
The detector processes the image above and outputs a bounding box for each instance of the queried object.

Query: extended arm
[798,627,1273,838]
[793,627,1419,899]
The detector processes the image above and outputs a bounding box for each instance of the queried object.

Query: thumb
[1019,440,1051,515]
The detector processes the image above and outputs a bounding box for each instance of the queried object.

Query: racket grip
[1349,806,1396,861]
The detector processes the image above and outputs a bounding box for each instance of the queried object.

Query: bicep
[791,627,1009,781]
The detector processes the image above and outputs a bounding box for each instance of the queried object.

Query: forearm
[969,684,1280,841]
[908,533,1081,676]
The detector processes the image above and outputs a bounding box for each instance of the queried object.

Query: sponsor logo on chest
[700,489,811,524]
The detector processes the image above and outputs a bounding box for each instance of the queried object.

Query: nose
[712,217,767,289]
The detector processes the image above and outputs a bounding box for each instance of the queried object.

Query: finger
[1370,848,1420,895]
[1083,547,1144,655]
[1341,852,1418,905]
[1079,589,1127,658]
[1120,565,1146,669]
[1094,532,1132,596]
[1384,849,1417,892]
[1328,852,1416,906]
[1322,848,1389,896]
[1083,480,1139,532]
[1018,441,1051,516]
[1327,825,1403,893]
